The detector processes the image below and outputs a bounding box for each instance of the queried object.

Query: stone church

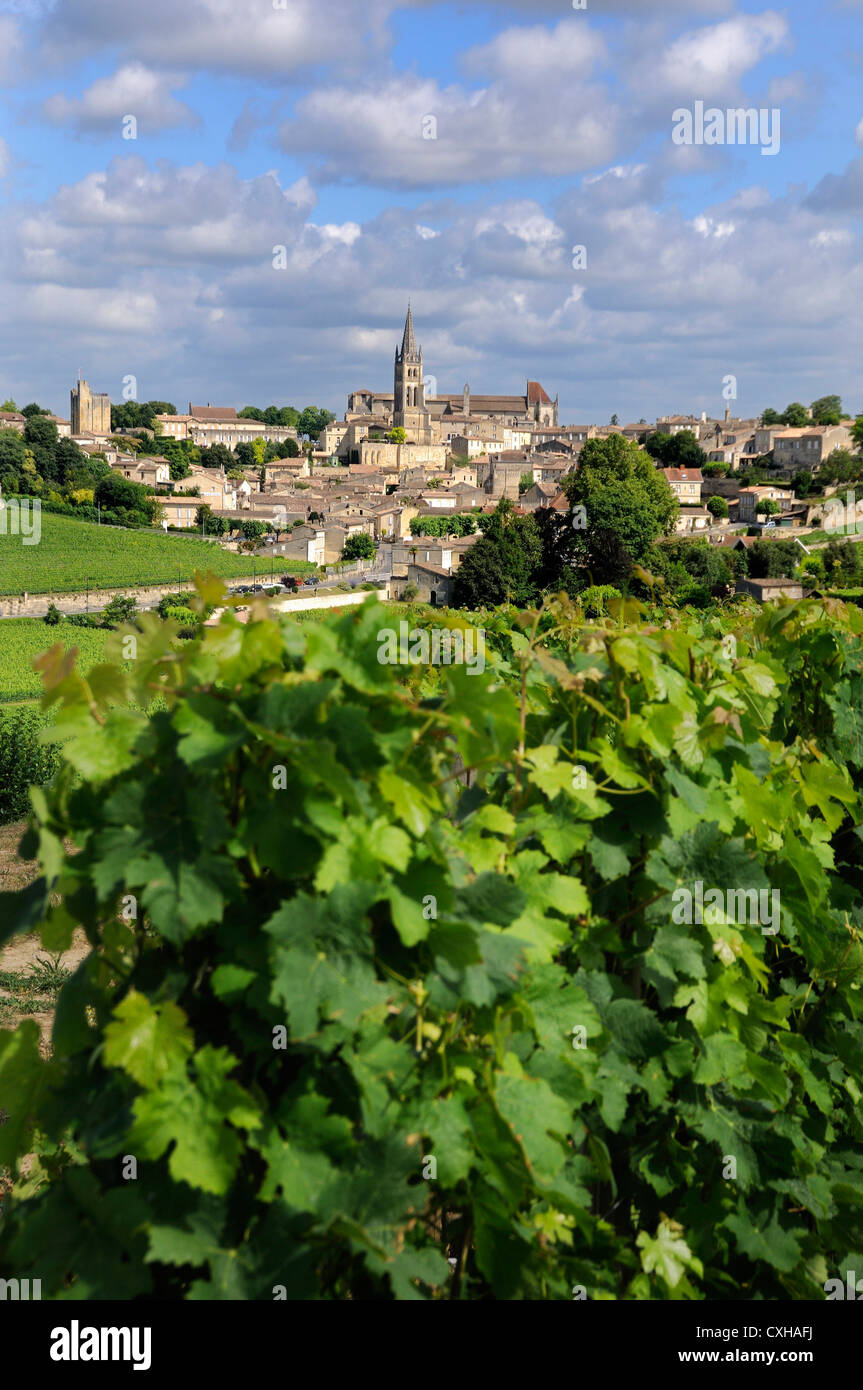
[346,305,559,443]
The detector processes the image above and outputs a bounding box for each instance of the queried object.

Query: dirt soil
[0,822,90,1047]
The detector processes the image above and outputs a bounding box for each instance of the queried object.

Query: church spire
[400,301,417,358]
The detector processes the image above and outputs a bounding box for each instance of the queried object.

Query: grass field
[0,618,117,702]
[0,513,314,595]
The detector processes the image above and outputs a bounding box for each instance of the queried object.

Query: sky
[1,0,862,425]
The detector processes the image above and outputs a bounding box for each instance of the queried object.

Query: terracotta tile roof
[189,405,238,421]
[527,381,553,405]
[662,468,703,482]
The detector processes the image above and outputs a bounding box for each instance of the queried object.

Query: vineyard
[0,619,114,703]
[1,590,862,1299]
[0,513,313,595]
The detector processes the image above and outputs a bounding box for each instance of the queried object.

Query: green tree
[706,495,729,518]
[0,427,26,491]
[100,593,138,627]
[563,434,678,586]
[297,406,335,441]
[387,427,407,444]
[810,395,842,426]
[817,449,860,487]
[342,533,376,561]
[94,473,160,525]
[519,472,533,495]
[791,470,814,498]
[747,538,800,578]
[823,538,862,584]
[760,408,782,425]
[199,444,234,472]
[644,430,705,468]
[450,535,509,606]
[782,403,809,427]
[24,414,59,480]
[0,398,17,412]
[454,501,542,606]
[758,499,782,517]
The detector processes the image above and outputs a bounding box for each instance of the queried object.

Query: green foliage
[782,403,809,427]
[94,473,160,527]
[810,396,842,427]
[817,450,862,488]
[562,435,678,586]
[1,591,863,1297]
[410,514,477,539]
[0,619,114,703]
[454,502,542,607]
[297,406,335,441]
[110,401,177,432]
[101,594,138,627]
[823,539,863,585]
[238,406,300,429]
[707,496,729,518]
[0,706,59,823]
[342,533,376,561]
[643,430,706,469]
[747,539,802,579]
[198,444,234,472]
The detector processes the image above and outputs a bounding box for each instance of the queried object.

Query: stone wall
[0,581,203,620]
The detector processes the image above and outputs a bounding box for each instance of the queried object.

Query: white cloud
[691,215,736,238]
[5,150,862,427]
[278,21,620,187]
[43,63,198,135]
[662,11,788,91]
[38,0,405,78]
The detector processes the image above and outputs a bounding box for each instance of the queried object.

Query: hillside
[0,512,312,595]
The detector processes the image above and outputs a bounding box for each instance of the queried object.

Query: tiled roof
[189,405,238,421]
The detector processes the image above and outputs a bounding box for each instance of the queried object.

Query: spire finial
[401,301,417,358]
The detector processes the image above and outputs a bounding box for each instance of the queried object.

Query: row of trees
[110,400,177,431]
[238,404,334,440]
[409,513,478,538]
[761,395,844,427]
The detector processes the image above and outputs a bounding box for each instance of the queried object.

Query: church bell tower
[394,302,432,443]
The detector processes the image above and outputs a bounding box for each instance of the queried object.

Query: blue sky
[1,0,862,424]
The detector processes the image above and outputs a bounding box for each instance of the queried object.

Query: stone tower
[71,378,111,435]
[394,303,432,443]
